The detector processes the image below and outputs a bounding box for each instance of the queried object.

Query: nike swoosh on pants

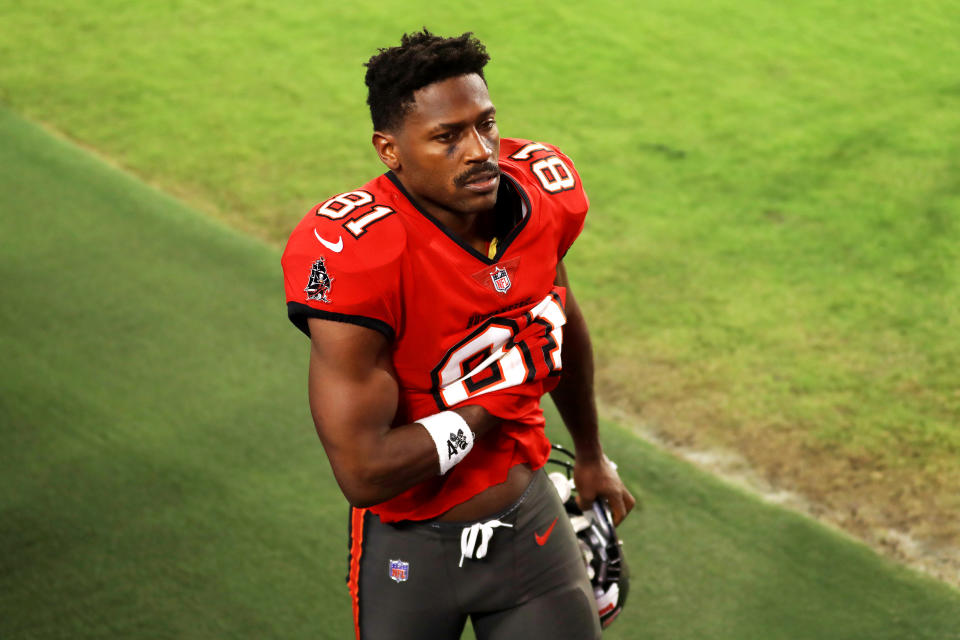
[535,517,558,546]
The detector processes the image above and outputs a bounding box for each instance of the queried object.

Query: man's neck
[388,172,521,255]
[416,201,494,254]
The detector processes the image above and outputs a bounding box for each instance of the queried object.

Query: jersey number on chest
[430,292,566,409]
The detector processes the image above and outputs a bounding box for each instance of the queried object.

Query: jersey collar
[384,171,532,265]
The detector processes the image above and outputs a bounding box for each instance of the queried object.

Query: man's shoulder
[282,174,409,269]
[280,174,409,338]
[499,137,587,208]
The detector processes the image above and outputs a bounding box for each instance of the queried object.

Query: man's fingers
[573,462,637,526]
[608,491,627,527]
[575,489,596,512]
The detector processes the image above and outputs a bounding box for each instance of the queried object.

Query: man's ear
[372,131,401,171]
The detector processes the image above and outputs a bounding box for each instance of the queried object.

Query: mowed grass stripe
[0,108,351,638]
[2,110,960,639]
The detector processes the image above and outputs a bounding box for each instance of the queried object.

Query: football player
[281,29,635,640]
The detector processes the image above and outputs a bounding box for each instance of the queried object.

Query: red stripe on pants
[348,507,367,640]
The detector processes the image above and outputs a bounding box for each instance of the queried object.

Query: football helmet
[547,444,629,629]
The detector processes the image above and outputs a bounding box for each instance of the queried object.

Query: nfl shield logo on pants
[389,559,409,583]
[490,266,511,294]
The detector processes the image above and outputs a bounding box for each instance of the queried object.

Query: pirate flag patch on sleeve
[305,257,334,303]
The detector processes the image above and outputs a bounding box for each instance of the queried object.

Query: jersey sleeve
[500,138,590,260]
[281,205,404,340]
[545,144,589,259]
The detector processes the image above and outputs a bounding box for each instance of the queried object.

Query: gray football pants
[346,468,601,639]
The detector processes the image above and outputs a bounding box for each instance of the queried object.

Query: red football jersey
[281,138,588,522]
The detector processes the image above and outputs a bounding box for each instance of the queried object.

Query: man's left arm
[551,261,637,526]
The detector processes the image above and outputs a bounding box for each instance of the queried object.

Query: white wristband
[417,411,475,475]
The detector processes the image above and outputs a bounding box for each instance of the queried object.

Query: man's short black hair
[364,29,490,132]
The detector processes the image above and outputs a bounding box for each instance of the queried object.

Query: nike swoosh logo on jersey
[535,517,559,546]
[313,229,343,253]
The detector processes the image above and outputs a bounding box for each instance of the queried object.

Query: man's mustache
[454,163,501,188]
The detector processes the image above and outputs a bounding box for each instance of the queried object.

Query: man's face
[388,73,500,219]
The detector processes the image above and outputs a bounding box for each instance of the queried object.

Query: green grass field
[3,106,960,638]
[3,0,960,636]
[2,0,958,555]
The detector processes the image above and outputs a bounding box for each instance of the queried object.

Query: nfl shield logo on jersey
[490,266,511,294]
[389,559,409,583]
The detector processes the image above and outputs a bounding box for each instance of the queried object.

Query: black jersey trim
[493,174,533,261]
[287,302,395,341]
[384,171,532,266]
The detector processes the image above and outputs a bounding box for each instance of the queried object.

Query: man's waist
[435,463,533,522]
[369,425,551,523]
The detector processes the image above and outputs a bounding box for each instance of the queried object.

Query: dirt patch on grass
[598,366,960,589]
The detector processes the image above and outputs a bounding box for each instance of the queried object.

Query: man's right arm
[306,317,500,508]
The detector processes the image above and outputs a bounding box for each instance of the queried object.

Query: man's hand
[573,455,636,527]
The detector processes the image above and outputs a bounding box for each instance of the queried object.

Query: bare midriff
[436,463,534,522]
